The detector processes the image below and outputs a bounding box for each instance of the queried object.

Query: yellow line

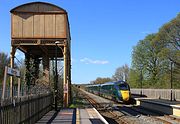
[76,108,80,124]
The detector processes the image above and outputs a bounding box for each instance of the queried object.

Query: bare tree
[112,64,129,81]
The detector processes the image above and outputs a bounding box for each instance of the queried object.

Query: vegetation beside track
[70,85,90,108]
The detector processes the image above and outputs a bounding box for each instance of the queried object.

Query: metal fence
[0,93,53,124]
[0,84,51,99]
[131,89,180,101]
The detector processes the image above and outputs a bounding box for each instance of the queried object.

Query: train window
[119,84,129,90]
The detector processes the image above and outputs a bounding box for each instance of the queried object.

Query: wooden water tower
[10,2,71,107]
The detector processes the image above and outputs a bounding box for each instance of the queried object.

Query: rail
[0,93,53,124]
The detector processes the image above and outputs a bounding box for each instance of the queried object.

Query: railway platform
[76,108,108,124]
[135,98,180,117]
[36,109,75,124]
[36,107,108,124]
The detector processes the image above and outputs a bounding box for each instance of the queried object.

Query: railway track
[80,89,180,124]
[83,92,129,124]
[81,90,147,124]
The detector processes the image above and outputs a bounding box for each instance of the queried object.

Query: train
[86,80,131,103]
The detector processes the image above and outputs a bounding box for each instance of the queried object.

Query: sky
[0,0,180,84]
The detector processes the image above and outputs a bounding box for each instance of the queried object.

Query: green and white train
[86,80,131,102]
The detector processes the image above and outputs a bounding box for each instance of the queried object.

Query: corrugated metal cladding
[10,2,70,39]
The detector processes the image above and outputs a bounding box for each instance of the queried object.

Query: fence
[0,93,53,124]
[131,89,180,101]
[0,84,51,99]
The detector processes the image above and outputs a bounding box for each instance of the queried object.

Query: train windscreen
[119,84,129,90]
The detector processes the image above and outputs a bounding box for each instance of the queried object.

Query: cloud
[80,58,109,64]
[141,31,150,34]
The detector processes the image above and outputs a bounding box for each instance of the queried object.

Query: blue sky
[0,0,180,83]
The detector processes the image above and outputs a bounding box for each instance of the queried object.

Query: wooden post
[63,43,68,107]
[2,66,8,99]
[10,46,15,98]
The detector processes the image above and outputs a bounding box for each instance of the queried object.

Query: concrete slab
[135,98,180,117]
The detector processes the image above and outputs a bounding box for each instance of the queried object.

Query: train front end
[120,90,130,102]
[117,82,131,102]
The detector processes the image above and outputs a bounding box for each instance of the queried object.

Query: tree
[156,13,180,66]
[112,67,123,81]
[92,77,112,84]
[112,64,129,82]
[131,34,168,87]
[16,59,26,85]
[0,52,10,83]
[128,69,140,88]
[155,13,180,88]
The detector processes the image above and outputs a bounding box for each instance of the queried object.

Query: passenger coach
[86,80,131,103]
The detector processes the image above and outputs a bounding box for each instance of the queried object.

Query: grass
[70,86,88,108]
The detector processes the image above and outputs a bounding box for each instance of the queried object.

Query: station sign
[7,67,20,77]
